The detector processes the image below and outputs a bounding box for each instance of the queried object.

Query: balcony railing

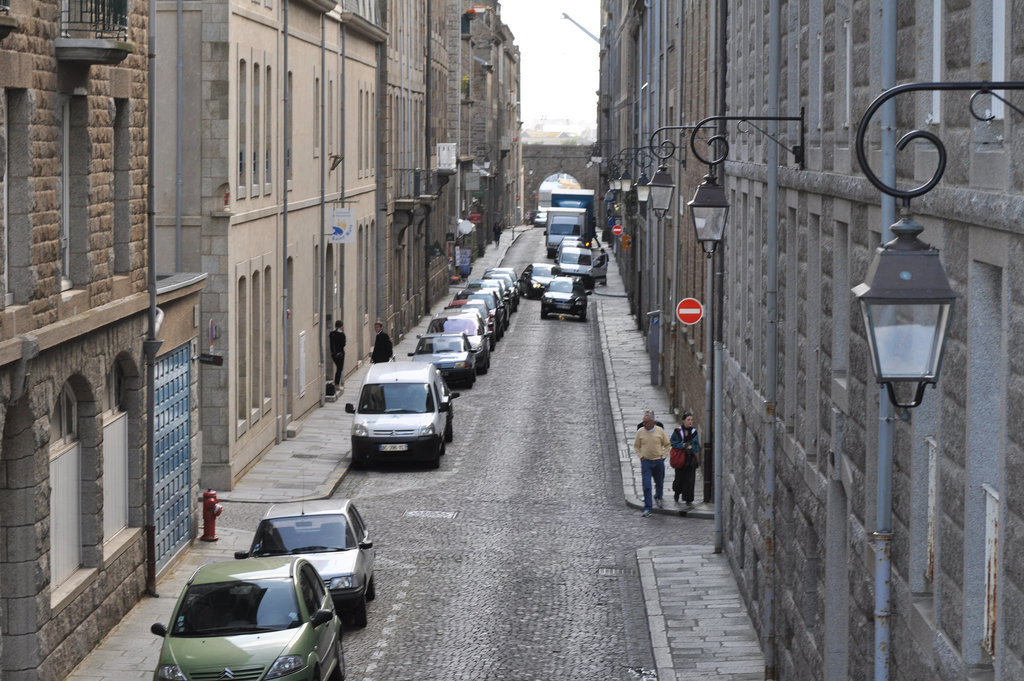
[395,168,441,200]
[61,0,128,40]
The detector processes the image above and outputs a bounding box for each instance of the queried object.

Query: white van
[345,362,458,469]
[556,246,609,290]
[545,207,587,258]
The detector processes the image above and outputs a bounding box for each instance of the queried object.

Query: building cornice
[340,11,387,43]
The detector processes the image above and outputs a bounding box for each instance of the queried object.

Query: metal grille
[190,665,265,681]
[61,0,128,39]
[154,343,192,567]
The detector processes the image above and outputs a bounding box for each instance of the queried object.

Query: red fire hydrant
[200,489,223,542]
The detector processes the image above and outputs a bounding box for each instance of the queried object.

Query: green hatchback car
[150,556,345,681]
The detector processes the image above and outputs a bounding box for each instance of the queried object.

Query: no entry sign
[676,298,704,325]
[612,223,623,236]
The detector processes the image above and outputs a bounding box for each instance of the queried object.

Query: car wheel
[352,596,368,628]
[580,308,588,321]
[350,453,363,470]
[366,576,376,601]
[329,638,345,681]
[540,308,547,319]
[444,416,453,443]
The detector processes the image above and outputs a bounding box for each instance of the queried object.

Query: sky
[498,0,601,131]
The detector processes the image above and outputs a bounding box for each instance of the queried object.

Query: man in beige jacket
[634,409,670,517]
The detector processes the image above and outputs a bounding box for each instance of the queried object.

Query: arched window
[50,383,81,587]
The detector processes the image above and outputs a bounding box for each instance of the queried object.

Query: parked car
[446,298,498,345]
[484,268,521,310]
[540,276,589,321]
[466,289,509,334]
[408,332,477,387]
[235,499,375,628]
[554,236,584,262]
[519,262,560,299]
[150,556,345,681]
[345,362,458,469]
[426,313,491,373]
[532,209,548,227]
[466,278,513,315]
[556,245,599,290]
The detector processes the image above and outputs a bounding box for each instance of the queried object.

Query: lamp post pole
[854,80,1024,681]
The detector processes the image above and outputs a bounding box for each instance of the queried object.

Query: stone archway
[523,144,601,212]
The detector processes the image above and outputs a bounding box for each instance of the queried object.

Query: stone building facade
[607,1,1024,679]
[0,1,199,678]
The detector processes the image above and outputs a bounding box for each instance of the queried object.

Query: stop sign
[676,298,704,325]
[612,224,623,236]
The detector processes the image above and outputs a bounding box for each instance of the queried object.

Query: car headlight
[420,423,436,436]
[156,666,187,681]
[353,423,369,437]
[266,655,307,679]
[329,574,357,589]
[454,361,468,369]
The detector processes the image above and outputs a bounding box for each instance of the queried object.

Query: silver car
[408,332,477,387]
[426,313,491,374]
[235,498,376,628]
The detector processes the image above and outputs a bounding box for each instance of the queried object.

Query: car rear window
[549,219,581,235]
[252,514,355,555]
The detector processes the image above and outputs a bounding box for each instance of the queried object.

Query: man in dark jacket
[370,320,393,363]
[329,320,346,386]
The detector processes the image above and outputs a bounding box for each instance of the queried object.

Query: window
[237,276,247,425]
[253,63,260,189]
[60,98,71,289]
[251,270,261,413]
[264,266,273,401]
[113,99,130,274]
[982,483,999,657]
[990,0,1006,120]
[313,75,320,157]
[103,364,128,542]
[238,59,247,193]
[50,383,81,587]
[286,71,293,182]
[265,65,272,190]
[926,0,942,124]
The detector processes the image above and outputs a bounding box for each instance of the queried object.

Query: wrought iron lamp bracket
[684,112,806,171]
[855,81,1024,204]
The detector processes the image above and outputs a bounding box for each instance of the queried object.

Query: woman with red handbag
[669,411,701,505]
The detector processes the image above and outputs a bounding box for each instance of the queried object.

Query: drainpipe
[318,14,326,406]
[874,3,898,681]
[374,10,387,324]
[144,0,164,597]
[764,0,779,677]
[282,0,290,431]
[175,0,183,270]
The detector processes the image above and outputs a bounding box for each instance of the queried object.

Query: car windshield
[467,294,495,311]
[560,251,591,265]
[428,317,478,335]
[171,579,300,636]
[548,280,575,294]
[251,514,355,556]
[357,382,435,414]
[549,219,581,236]
[415,337,465,354]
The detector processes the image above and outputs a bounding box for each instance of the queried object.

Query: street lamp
[852,215,956,409]
[687,172,729,256]
[646,164,674,218]
[634,170,651,206]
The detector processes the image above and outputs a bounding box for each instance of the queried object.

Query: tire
[429,441,442,469]
[366,577,376,601]
[444,415,453,443]
[351,596,368,628]
[350,453,364,471]
[540,308,548,319]
[580,308,588,322]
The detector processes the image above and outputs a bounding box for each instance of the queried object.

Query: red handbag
[669,446,687,469]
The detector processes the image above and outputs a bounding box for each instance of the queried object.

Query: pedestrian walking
[669,411,701,505]
[493,221,502,245]
[370,320,393,363]
[634,409,670,517]
[329,320,346,387]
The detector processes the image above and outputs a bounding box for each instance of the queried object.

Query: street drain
[598,567,637,577]
[291,453,318,459]
[404,510,458,519]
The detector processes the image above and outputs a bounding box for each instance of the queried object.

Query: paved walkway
[69,226,763,681]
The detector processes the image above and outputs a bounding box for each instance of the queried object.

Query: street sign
[676,298,704,325]
[469,211,483,224]
[612,223,623,236]
[621,235,632,249]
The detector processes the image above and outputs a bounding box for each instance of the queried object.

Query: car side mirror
[407,351,414,356]
[345,403,355,414]
[359,540,374,550]
[552,267,562,275]
[450,391,461,400]
[151,623,168,637]
[234,550,250,559]
[439,402,450,413]
[310,609,334,628]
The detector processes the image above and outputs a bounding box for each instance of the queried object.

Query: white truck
[544,207,587,259]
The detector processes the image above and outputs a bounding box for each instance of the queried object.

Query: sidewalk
[68,226,763,681]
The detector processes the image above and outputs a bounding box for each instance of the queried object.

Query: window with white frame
[238,59,247,193]
[2,89,8,307]
[102,363,128,542]
[926,0,942,125]
[237,275,247,425]
[265,65,272,191]
[253,63,261,189]
[50,383,81,587]
[990,0,1006,120]
[251,269,261,414]
[982,483,999,657]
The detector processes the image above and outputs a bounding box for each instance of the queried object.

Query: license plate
[555,303,571,309]
[379,443,408,452]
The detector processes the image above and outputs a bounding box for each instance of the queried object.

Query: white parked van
[345,362,458,469]
[545,207,587,258]
[556,246,609,290]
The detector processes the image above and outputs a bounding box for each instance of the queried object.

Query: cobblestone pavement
[68,225,762,681]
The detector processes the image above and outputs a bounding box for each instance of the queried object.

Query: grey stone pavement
[69,226,763,681]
